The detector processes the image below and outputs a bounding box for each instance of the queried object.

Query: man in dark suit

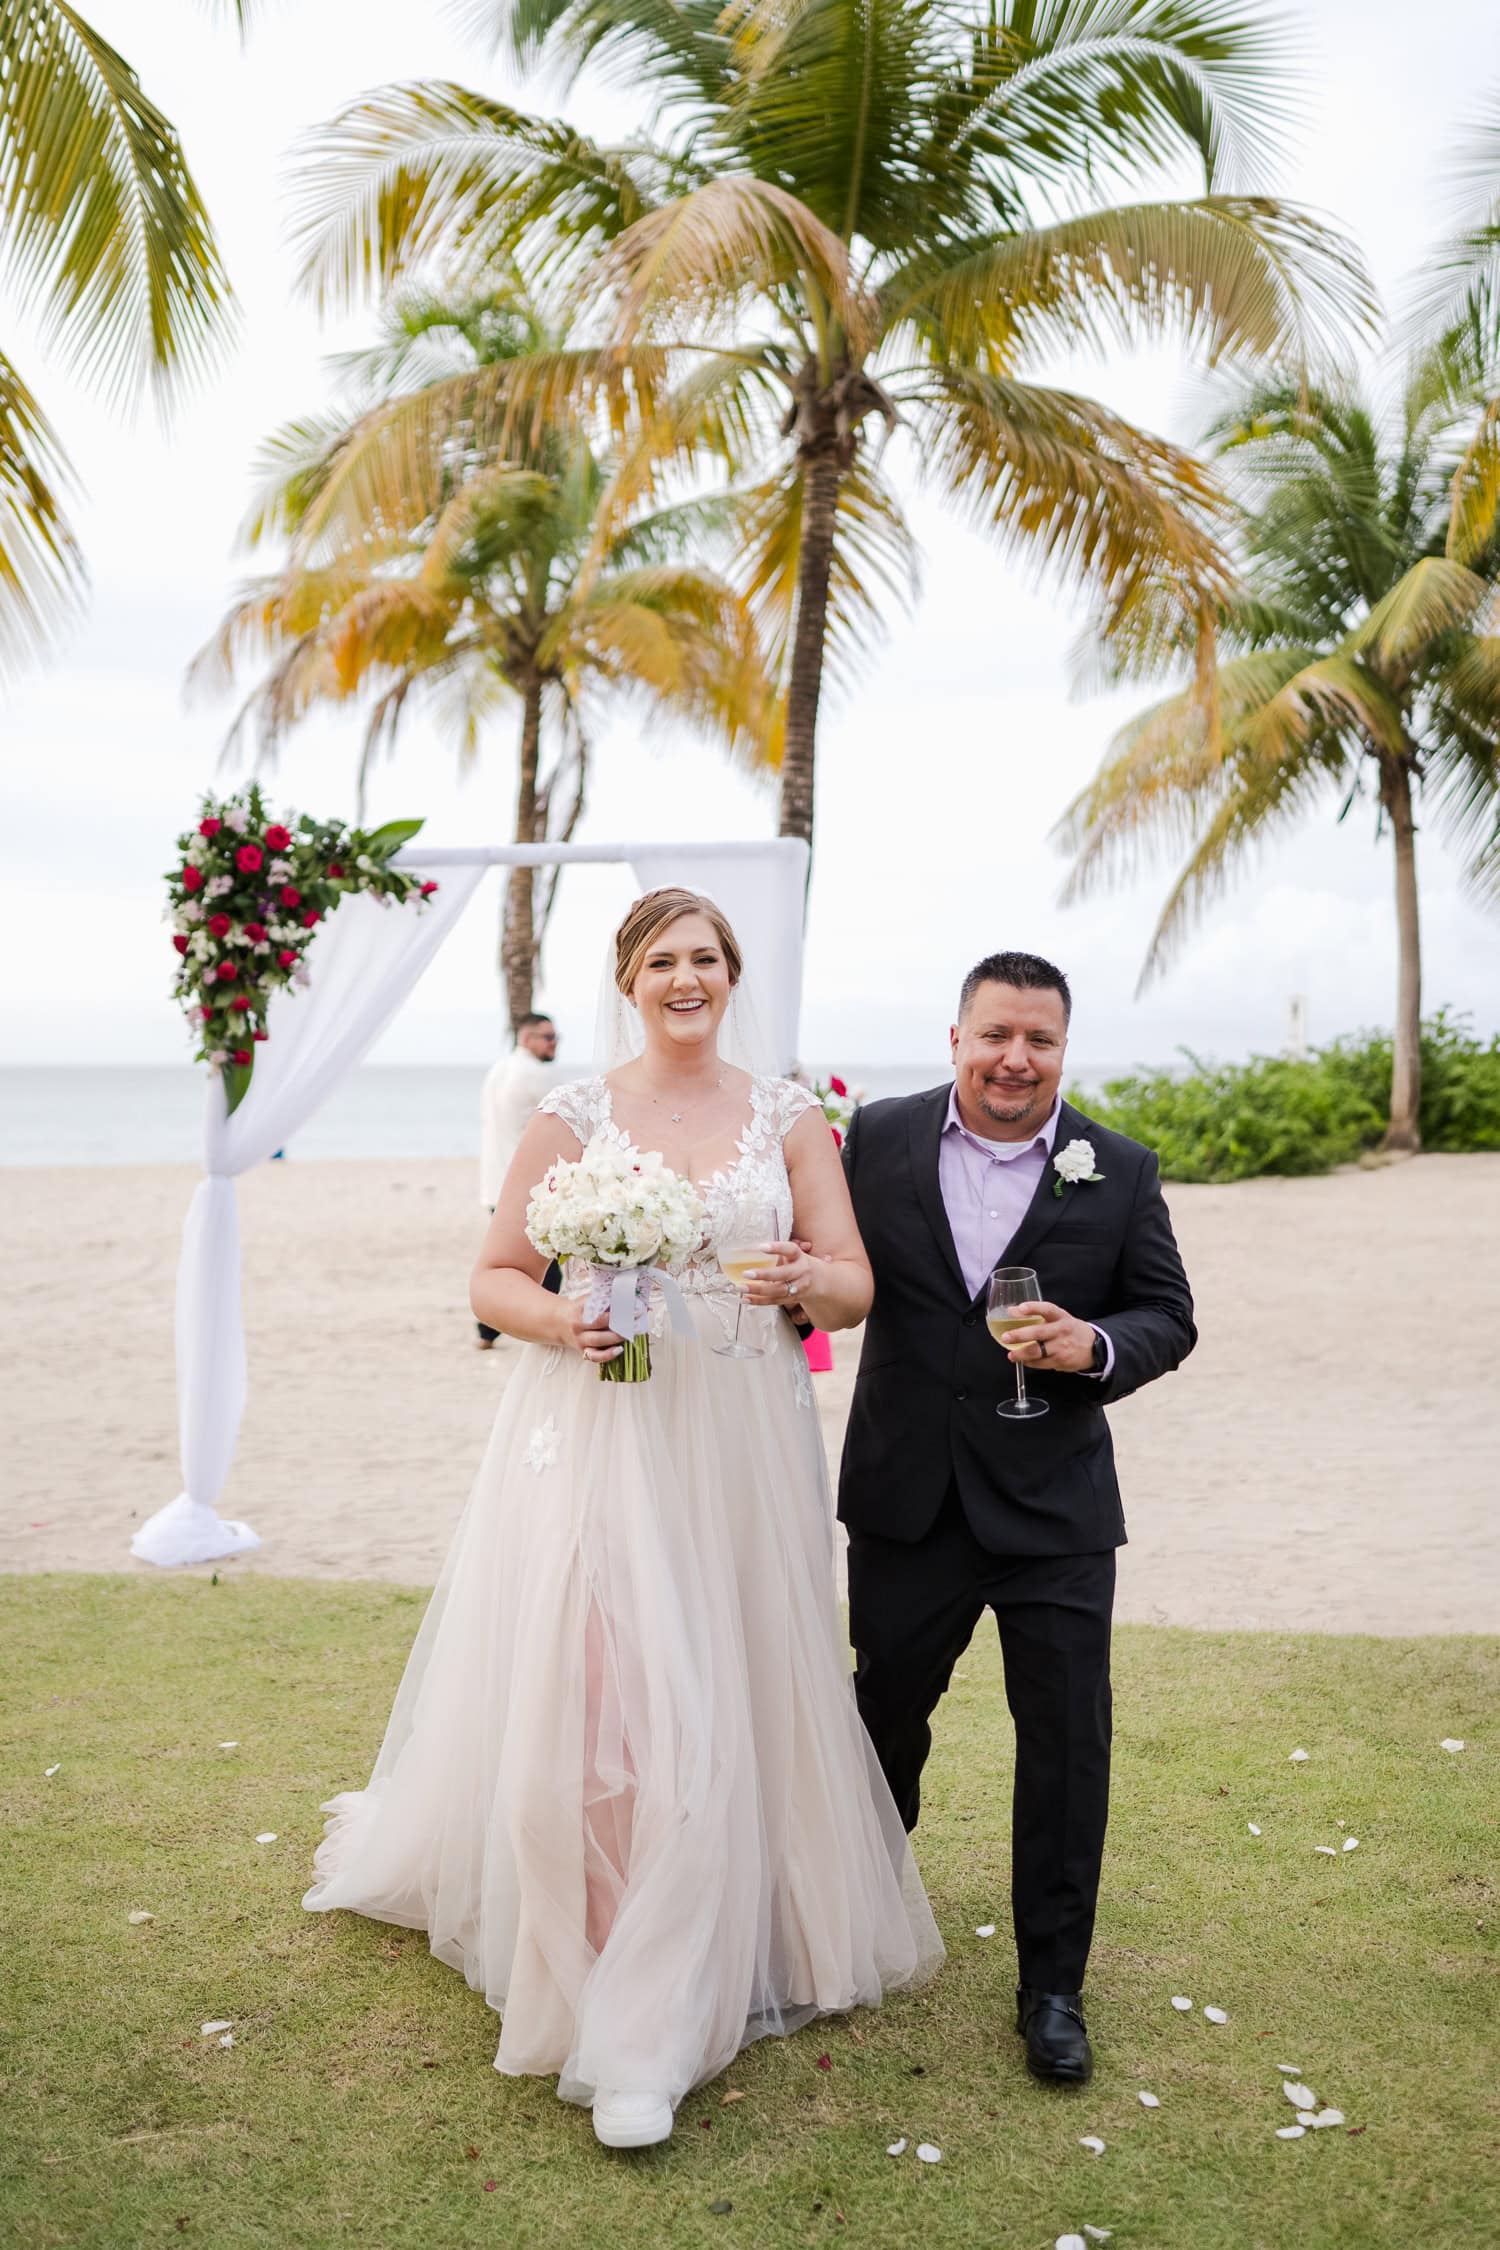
[839,950,1195,2084]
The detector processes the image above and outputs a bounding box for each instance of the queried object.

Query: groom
[839,950,1195,2084]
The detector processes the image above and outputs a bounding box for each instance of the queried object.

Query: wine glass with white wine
[714,1200,780,1360]
[986,1265,1050,1421]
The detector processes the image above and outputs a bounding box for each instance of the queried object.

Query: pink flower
[265,824,292,851]
[199,817,221,838]
[236,845,263,874]
[182,865,204,893]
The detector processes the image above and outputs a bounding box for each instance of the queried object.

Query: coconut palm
[0,0,234,671]
[285,0,1372,856]
[1055,359,1500,1153]
[196,289,770,1025]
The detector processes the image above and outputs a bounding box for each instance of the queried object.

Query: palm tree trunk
[778,448,842,853]
[1382,756,1422,1153]
[501,677,544,1031]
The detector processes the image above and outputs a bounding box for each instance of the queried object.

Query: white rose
[1054,1137,1100,1184]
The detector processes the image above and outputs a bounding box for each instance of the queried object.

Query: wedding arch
[134,835,810,1570]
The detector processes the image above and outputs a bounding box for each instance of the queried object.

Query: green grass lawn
[3,1577,1495,2250]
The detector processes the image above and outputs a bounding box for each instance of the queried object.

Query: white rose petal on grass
[1274,2063,1301,2075]
[218,1742,239,1750]
[1276,2125,1307,2140]
[1057,2236,1088,2250]
[1296,2111,1318,2125]
[1137,2091,1161,2108]
[974,1924,997,1938]
[1282,2083,1318,2109]
[1203,2006,1228,2024]
[1311,2109,1346,2129]
[1170,1995,1193,2011]
[127,1911,154,1925]
[1248,1822,1262,1835]
[1078,2135,1106,2155]
[254,1832,277,1845]
[217,2032,235,2050]
[1343,1837,1359,1852]
[885,2138,907,2158]
[916,2143,942,2164]
[1439,1739,1465,1753]
[1289,1748,1310,1763]
[44,1764,60,1778]
[1314,1845,1338,1855]
[200,2020,233,2037]
[1084,2231,1114,2243]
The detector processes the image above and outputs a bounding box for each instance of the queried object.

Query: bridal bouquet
[525,1143,705,1383]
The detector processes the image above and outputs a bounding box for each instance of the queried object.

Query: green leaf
[363,817,426,857]
[224,1061,253,1114]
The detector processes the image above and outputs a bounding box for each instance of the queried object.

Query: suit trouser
[847,1480,1115,1993]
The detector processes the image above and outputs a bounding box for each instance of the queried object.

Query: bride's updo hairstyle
[614,888,743,997]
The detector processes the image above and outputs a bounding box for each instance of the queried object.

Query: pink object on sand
[802,1329,834,1373]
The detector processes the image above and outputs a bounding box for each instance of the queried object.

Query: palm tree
[1055,359,1500,1152]
[196,289,770,1025]
[0,0,234,671]
[284,0,1371,858]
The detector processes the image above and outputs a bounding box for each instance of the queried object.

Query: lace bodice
[538,1073,822,1302]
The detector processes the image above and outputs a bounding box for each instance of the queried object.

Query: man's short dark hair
[958,951,1072,1024]
[516,1012,554,1033]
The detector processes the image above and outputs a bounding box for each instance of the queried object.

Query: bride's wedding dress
[304,1072,943,2109]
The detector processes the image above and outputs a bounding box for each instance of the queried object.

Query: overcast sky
[3,0,1498,1078]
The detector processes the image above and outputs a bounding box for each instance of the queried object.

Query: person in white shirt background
[477,1013,559,1347]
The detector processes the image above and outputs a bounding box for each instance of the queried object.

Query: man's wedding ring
[1036,1337,1048,1358]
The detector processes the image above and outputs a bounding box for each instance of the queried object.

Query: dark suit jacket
[838,1087,1196,1555]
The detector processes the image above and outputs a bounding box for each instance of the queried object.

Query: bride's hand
[739,1240,819,1310]
[558,1295,625,1364]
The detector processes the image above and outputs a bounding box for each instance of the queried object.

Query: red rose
[200,1003,214,1018]
[236,844,263,873]
[829,1075,847,1097]
[227,995,250,1012]
[233,1048,252,1066]
[252,1029,269,1042]
[208,912,231,938]
[172,933,190,955]
[420,879,439,895]
[199,817,221,837]
[302,908,321,927]
[244,921,266,943]
[831,1125,844,1147]
[265,824,292,850]
[327,861,344,878]
[277,948,297,968]
[214,960,237,982]
[279,885,300,907]
[182,865,204,893]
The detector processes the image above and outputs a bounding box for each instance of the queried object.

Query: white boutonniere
[1052,1138,1105,1198]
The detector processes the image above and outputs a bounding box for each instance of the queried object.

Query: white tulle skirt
[303,1300,943,2106]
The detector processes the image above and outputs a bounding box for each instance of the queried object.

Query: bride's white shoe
[592,2090,674,2149]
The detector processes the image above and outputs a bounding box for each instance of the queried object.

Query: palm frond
[1405,86,1500,382]
[0,345,84,673]
[1346,555,1492,674]
[0,0,235,405]
[1447,395,1500,568]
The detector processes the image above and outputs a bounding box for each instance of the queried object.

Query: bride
[303,886,942,2147]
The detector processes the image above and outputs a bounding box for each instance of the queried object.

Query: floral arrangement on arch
[812,1074,860,1147]
[166,782,435,1112]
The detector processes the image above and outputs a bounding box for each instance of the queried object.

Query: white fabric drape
[133,870,486,1567]
[625,843,806,1072]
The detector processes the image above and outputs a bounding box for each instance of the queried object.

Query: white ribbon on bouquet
[584,1264,697,1341]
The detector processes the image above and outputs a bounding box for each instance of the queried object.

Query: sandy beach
[3,1151,1496,1633]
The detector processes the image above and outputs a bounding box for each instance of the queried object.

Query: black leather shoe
[1015,1986,1093,2084]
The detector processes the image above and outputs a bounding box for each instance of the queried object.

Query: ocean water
[0,1062,1131,1168]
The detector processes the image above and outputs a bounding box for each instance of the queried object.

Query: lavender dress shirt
[937,1085,1114,1378]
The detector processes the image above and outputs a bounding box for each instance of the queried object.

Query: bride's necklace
[640,1069,726,1127]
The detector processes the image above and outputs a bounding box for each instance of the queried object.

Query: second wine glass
[986,1265,1050,1420]
[714,1200,780,1360]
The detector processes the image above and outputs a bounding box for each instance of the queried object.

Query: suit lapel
[1003,1099,1090,1274]
[907,1086,968,1298]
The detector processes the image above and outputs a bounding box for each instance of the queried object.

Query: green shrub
[1077,1010,1500,1182]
